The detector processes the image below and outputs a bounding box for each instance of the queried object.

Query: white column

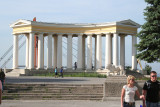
[94,36,97,69]
[37,33,44,69]
[13,34,18,69]
[53,36,57,68]
[96,34,102,69]
[113,33,119,67]
[25,34,29,69]
[132,35,137,70]
[105,33,112,68]
[57,34,62,68]
[29,33,35,69]
[67,35,72,69]
[47,34,52,69]
[120,35,125,69]
[87,34,92,69]
[77,34,82,69]
[82,36,86,69]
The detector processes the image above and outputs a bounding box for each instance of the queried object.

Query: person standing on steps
[142,71,160,107]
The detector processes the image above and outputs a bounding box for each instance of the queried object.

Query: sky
[0,0,159,74]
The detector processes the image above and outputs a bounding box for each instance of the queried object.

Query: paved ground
[0,100,143,107]
[2,76,143,107]
[5,76,106,84]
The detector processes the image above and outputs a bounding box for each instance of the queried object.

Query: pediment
[10,19,31,27]
[15,22,26,25]
[116,19,141,28]
[121,22,136,26]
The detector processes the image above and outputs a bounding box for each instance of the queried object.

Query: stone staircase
[3,84,103,100]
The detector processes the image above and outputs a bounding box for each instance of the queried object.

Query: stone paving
[1,100,143,107]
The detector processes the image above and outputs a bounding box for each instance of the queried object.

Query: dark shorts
[123,102,135,107]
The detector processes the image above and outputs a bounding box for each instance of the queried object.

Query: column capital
[67,34,73,37]
[47,33,53,36]
[38,33,44,36]
[113,33,119,35]
[13,34,19,36]
[131,34,137,36]
[36,32,44,35]
[86,34,93,36]
[77,33,84,36]
[57,33,64,36]
[105,33,112,35]
[24,33,29,36]
[96,34,102,36]
[29,31,37,34]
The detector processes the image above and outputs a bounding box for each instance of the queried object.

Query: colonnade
[12,32,137,70]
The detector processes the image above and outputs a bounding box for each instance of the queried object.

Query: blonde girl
[121,75,144,107]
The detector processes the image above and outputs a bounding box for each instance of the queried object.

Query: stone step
[3,83,103,100]
[3,95,102,100]
[4,93,103,96]
[4,87,103,94]
[3,94,103,100]
[4,90,103,94]
[5,84,103,87]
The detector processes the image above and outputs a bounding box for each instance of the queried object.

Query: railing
[0,39,26,68]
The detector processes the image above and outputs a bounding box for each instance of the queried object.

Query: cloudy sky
[0,0,159,73]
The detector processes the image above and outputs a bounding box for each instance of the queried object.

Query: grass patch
[33,72,106,78]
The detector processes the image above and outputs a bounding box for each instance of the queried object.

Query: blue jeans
[123,102,135,107]
[146,101,159,107]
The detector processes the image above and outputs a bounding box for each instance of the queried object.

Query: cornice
[10,19,140,28]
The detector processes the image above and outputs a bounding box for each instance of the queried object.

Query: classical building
[10,19,140,75]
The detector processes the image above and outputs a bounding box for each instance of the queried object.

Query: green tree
[136,0,160,63]
[143,64,152,75]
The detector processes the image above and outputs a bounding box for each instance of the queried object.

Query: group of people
[0,68,5,104]
[54,67,63,78]
[121,71,160,107]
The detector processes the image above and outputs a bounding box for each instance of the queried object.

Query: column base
[36,68,44,70]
